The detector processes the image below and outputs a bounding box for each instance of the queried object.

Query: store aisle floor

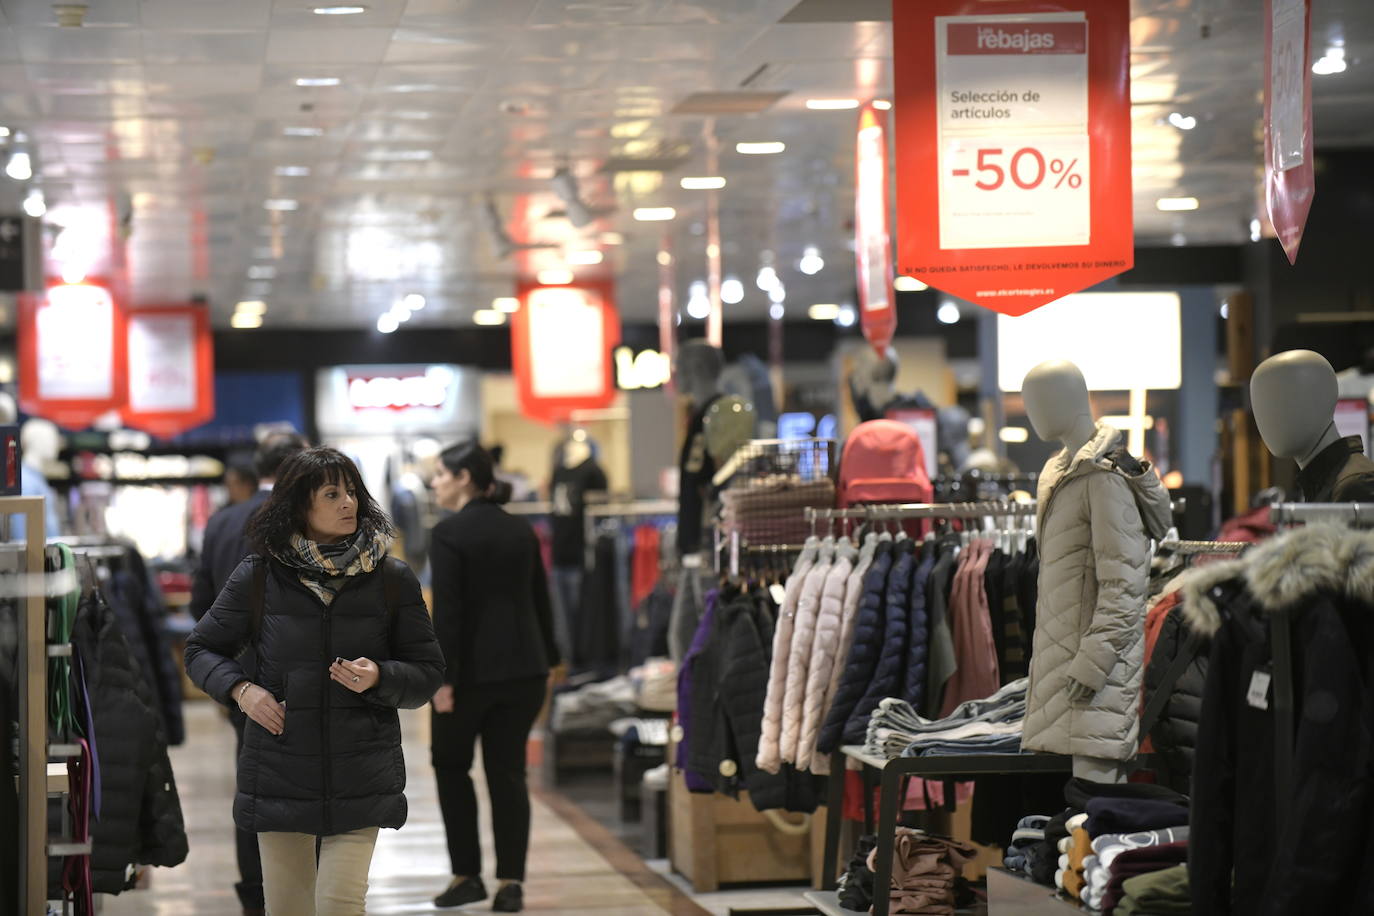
[100,702,810,915]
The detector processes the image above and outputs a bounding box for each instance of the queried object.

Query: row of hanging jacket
[756,526,1039,770]
[675,584,822,813]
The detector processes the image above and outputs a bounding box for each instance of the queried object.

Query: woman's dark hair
[439,441,513,505]
[247,446,395,553]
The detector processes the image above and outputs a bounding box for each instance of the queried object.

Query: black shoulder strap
[1105,446,1147,477]
[249,558,267,644]
[1139,625,1204,744]
[381,556,401,628]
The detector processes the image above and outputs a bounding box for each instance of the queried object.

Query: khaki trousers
[259,827,379,916]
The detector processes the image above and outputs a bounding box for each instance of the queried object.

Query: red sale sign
[855,103,896,356]
[1265,0,1314,265]
[18,281,127,430]
[510,280,621,424]
[120,304,215,438]
[894,0,1133,316]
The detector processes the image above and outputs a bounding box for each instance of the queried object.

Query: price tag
[936,14,1090,250]
[769,583,787,606]
[1247,666,1273,710]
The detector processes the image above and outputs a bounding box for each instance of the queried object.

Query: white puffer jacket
[1021,424,1172,761]
[778,540,835,766]
[795,541,856,773]
[756,539,818,774]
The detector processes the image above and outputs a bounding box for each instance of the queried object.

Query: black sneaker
[434,876,488,908]
[492,883,523,912]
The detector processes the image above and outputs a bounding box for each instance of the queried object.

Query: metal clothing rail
[1157,539,1250,555]
[1269,501,1374,526]
[585,498,678,519]
[804,501,1038,522]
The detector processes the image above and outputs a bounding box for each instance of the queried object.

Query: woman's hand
[432,684,455,714]
[236,683,286,735]
[331,657,380,693]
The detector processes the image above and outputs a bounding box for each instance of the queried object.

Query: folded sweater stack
[863,677,1028,759]
[867,829,977,916]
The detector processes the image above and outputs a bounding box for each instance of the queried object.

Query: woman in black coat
[185,447,445,916]
[428,442,561,913]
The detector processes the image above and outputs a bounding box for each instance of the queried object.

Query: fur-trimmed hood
[1180,525,1374,636]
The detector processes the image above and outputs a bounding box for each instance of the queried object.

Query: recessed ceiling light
[685,281,710,320]
[376,312,399,334]
[1313,46,1347,75]
[235,300,267,316]
[313,5,367,14]
[22,189,45,218]
[736,142,785,155]
[799,246,824,276]
[769,303,785,321]
[366,149,434,161]
[937,301,961,324]
[721,277,744,305]
[403,293,426,311]
[633,207,676,221]
[0,127,9,138]
[835,305,857,327]
[999,427,1030,444]
[680,176,726,190]
[894,276,928,292]
[284,126,324,137]
[537,268,573,285]
[5,151,32,181]
[231,312,263,329]
[806,99,860,110]
[275,165,311,177]
[1166,112,1197,130]
[492,297,520,313]
[872,99,893,110]
[599,232,624,245]
[264,199,298,211]
[473,309,507,326]
[1156,197,1199,211]
[295,77,341,88]
[247,265,277,280]
[567,250,604,265]
[808,303,840,321]
[768,284,786,305]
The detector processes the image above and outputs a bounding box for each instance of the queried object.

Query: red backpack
[837,419,934,508]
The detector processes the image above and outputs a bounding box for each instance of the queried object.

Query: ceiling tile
[264,27,394,64]
[17,27,144,63]
[140,29,267,64]
[138,0,271,31]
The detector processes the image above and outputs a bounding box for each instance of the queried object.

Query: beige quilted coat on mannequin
[1021,423,1172,761]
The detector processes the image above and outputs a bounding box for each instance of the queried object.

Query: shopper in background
[224,459,260,506]
[189,431,307,916]
[428,441,561,912]
[185,447,445,916]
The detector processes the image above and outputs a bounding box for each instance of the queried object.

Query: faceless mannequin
[675,340,724,407]
[21,418,60,470]
[1250,350,1340,467]
[1021,359,1161,783]
[1023,360,1097,457]
[1252,349,1374,502]
[561,428,594,469]
[849,347,900,421]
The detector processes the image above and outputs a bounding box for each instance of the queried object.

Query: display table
[819,747,1073,916]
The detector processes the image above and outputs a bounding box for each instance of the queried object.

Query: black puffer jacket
[817,540,894,754]
[1143,600,1207,794]
[72,590,188,893]
[185,555,445,836]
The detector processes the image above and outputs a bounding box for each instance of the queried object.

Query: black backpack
[248,556,402,643]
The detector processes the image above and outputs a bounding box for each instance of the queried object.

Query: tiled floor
[99,702,813,915]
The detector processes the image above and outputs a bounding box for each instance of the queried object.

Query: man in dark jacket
[188,431,305,916]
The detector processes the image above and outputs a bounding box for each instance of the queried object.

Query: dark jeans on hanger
[432,676,547,882]
[549,566,582,667]
[231,708,263,910]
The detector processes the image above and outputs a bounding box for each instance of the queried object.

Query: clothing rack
[805,501,1038,523]
[583,499,678,570]
[2,498,53,915]
[1263,502,1374,830]
[1157,538,1249,555]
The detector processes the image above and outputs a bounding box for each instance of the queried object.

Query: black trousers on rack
[432,676,546,882]
[231,709,264,909]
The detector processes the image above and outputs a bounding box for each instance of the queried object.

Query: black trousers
[432,676,546,882]
[231,709,264,908]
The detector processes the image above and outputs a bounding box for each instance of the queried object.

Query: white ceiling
[0,0,1370,328]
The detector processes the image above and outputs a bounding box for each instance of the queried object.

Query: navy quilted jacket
[817,540,894,754]
[844,539,918,743]
[900,542,937,710]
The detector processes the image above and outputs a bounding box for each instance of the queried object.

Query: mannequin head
[560,427,595,468]
[1022,360,1095,450]
[675,340,724,406]
[848,346,899,421]
[0,393,16,425]
[1250,350,1341,466]
[20,418,60,469]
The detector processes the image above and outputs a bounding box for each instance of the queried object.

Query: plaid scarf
[272,528,392,606]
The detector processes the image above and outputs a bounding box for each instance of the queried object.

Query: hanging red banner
[1265,0,1314,265]
[856,103,897,355]
[894,0,1133,316]
[510,280,621,424]
[18,280,127,430]
[120,304,215,438]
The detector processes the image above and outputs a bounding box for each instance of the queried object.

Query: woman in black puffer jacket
[186,447,445,915]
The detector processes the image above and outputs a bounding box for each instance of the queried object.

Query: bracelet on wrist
[236,682,252,705]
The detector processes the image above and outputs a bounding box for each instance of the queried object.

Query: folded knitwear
[1003,815,1050,876]
[868,829,978,916]
[1063,777,1188,811]
[865,679,1028,758]
[1115,864,1190,916]
[912,734,1024,757]
[1082,827,1189,910]
[1101,842,1188,914]
[1084,797,1189,838]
